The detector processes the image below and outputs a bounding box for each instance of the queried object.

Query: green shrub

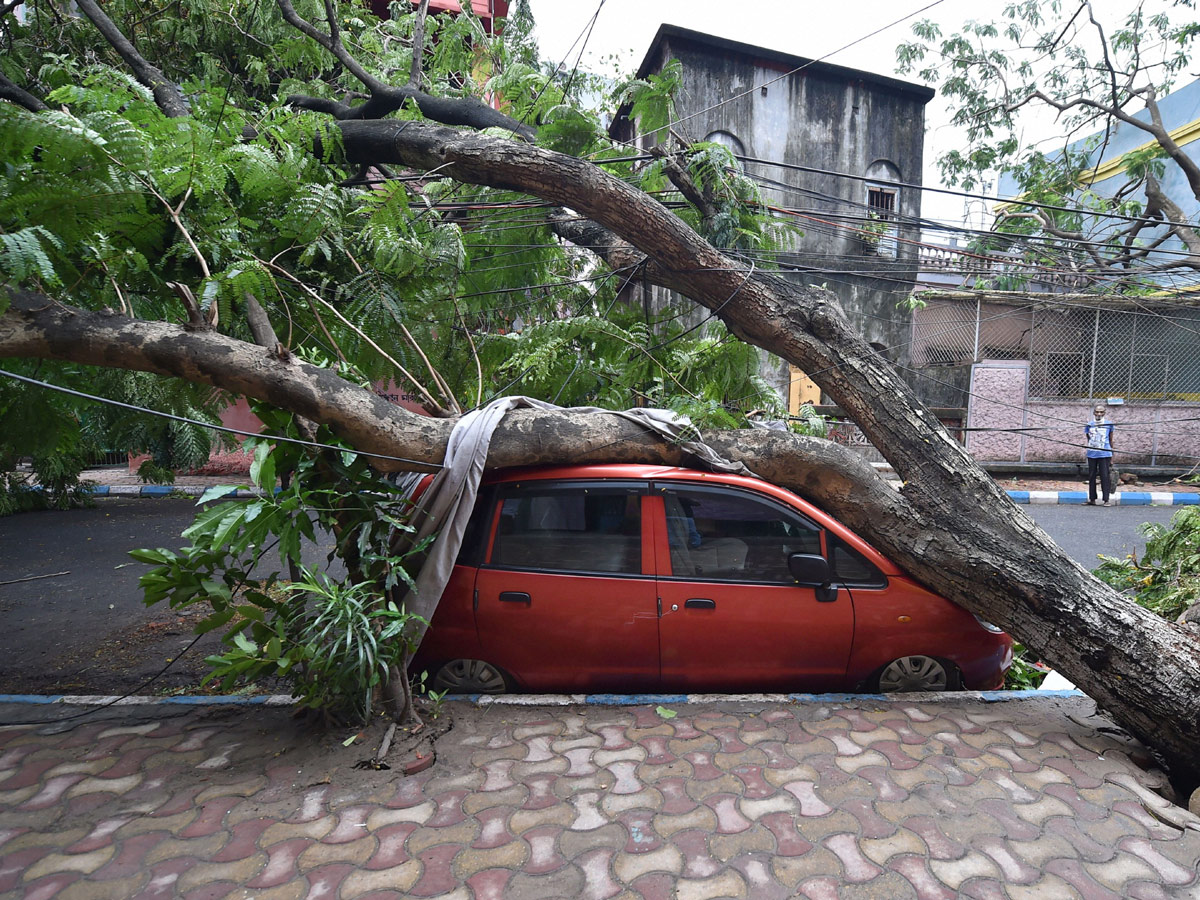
[133,417,432,724]
[1093,507,1200,622]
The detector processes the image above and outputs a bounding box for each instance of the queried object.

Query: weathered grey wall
[613,27,934,406]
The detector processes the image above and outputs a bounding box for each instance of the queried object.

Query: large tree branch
[0,75,47,113]
[73,0,189,118]
[4,287,1199,791]
[277,0,536,139]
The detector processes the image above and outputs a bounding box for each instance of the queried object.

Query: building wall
[965,358,1200,466]
[613,26,933,407]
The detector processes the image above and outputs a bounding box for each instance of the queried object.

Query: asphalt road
[0,497,339,694]
[0,495,1186,694]
[1025,502,1181,566]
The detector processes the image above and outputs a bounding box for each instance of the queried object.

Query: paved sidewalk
[2,692,1198,898]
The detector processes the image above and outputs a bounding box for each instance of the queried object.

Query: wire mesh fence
[913,300,1200,401]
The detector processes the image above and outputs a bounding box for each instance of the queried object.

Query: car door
[473,481,660,691]
[652,482,854,692]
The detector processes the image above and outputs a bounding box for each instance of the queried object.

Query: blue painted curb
[0,689,1086,709]
[83,484,260,499]
[1005,489,1199,505]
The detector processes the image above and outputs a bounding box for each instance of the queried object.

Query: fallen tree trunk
[2,290,1199,793]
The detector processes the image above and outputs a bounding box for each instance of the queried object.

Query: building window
[864,187,897,257]
[867,187,896,217]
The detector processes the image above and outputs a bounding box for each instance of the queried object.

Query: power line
[0,369,444,470]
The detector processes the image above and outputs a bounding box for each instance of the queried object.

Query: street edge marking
[0,689,1086,709]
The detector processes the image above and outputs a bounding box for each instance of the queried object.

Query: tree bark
[4,260,1200,796]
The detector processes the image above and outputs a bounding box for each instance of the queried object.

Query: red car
[414,465,1012,695]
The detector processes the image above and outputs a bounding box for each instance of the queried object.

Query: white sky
[525,0,983,228]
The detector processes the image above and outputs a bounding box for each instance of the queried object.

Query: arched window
[704,130,746,168]
[863,160,901,258]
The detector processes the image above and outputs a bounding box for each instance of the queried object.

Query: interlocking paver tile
[577,846,621,899]
[461,782,527,814]
[452,840,530,878]
[857,828,926,865]
[683,768,743,799]
[601,786,662,815]
[508,800,575,834]
[738,794,799,821]
[508,865,586,897]
[559,822,627,859]
[972,834,1042,884]
[140,830,228,865]
[520,823,569,874]
[781,780,833,816]
[1125,882,1175,899]
[637,759,692,784]
[928,849,1003,888]
[1117,837,1200,885]
[297,833,375,868]
[710,822,776,861]
[652,804,718,838]
[959,878,1012,900]
[771,846,846,890]
[407,821,479,856]
[703,793,752,834]
[21,845,117,881]
[823,832,883,882]
[729,763,777,801]
[889,854,957,899]
[613,844,683,881]
[1,697,1198,898]
[673,867,749,900]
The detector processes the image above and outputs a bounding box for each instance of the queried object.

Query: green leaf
[250,442,277,492]
[198,485,237,504]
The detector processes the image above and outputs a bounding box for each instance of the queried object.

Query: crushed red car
[413,464,1012,695]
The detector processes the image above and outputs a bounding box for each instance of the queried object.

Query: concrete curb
[0,688,1086,708]
[1004,489,1200,505]
[84,484,262,498]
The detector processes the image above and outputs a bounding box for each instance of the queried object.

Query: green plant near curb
[1093,506,1200,622]
[1004,644,1049,691]
[132,408,433,724]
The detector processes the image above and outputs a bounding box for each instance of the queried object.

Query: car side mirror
[788,553,831,586]
[789,553,838,603]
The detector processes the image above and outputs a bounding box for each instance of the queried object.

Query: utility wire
[0,369,444,470]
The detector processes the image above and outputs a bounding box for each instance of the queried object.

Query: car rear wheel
[874,655,959,692]
[431,659,509,694]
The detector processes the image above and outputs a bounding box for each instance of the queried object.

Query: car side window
[659,485,821,583]
[828,535,887,587]
[488,485,643,575]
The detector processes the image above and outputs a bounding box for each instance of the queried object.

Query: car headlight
[973,614,1005,634]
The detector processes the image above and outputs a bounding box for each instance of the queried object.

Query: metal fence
[913,300,1200,401]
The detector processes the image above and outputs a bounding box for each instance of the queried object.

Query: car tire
[430,658,509,694]
[873,655,960,692]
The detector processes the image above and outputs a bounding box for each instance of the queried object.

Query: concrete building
[609,25,935,413]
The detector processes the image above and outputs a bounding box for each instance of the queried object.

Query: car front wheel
[874,655,959,692]
[431,659,509,694]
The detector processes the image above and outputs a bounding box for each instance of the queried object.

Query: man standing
[1085,403,1115,506]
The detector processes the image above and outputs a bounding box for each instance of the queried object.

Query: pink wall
[965,359,1200,465]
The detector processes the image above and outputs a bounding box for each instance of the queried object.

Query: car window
[828,535,887,587]
[658,485,821,583]
[488,485,643,575]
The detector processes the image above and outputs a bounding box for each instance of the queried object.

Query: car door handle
[684,598,715,610]
[499,591,531,604]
